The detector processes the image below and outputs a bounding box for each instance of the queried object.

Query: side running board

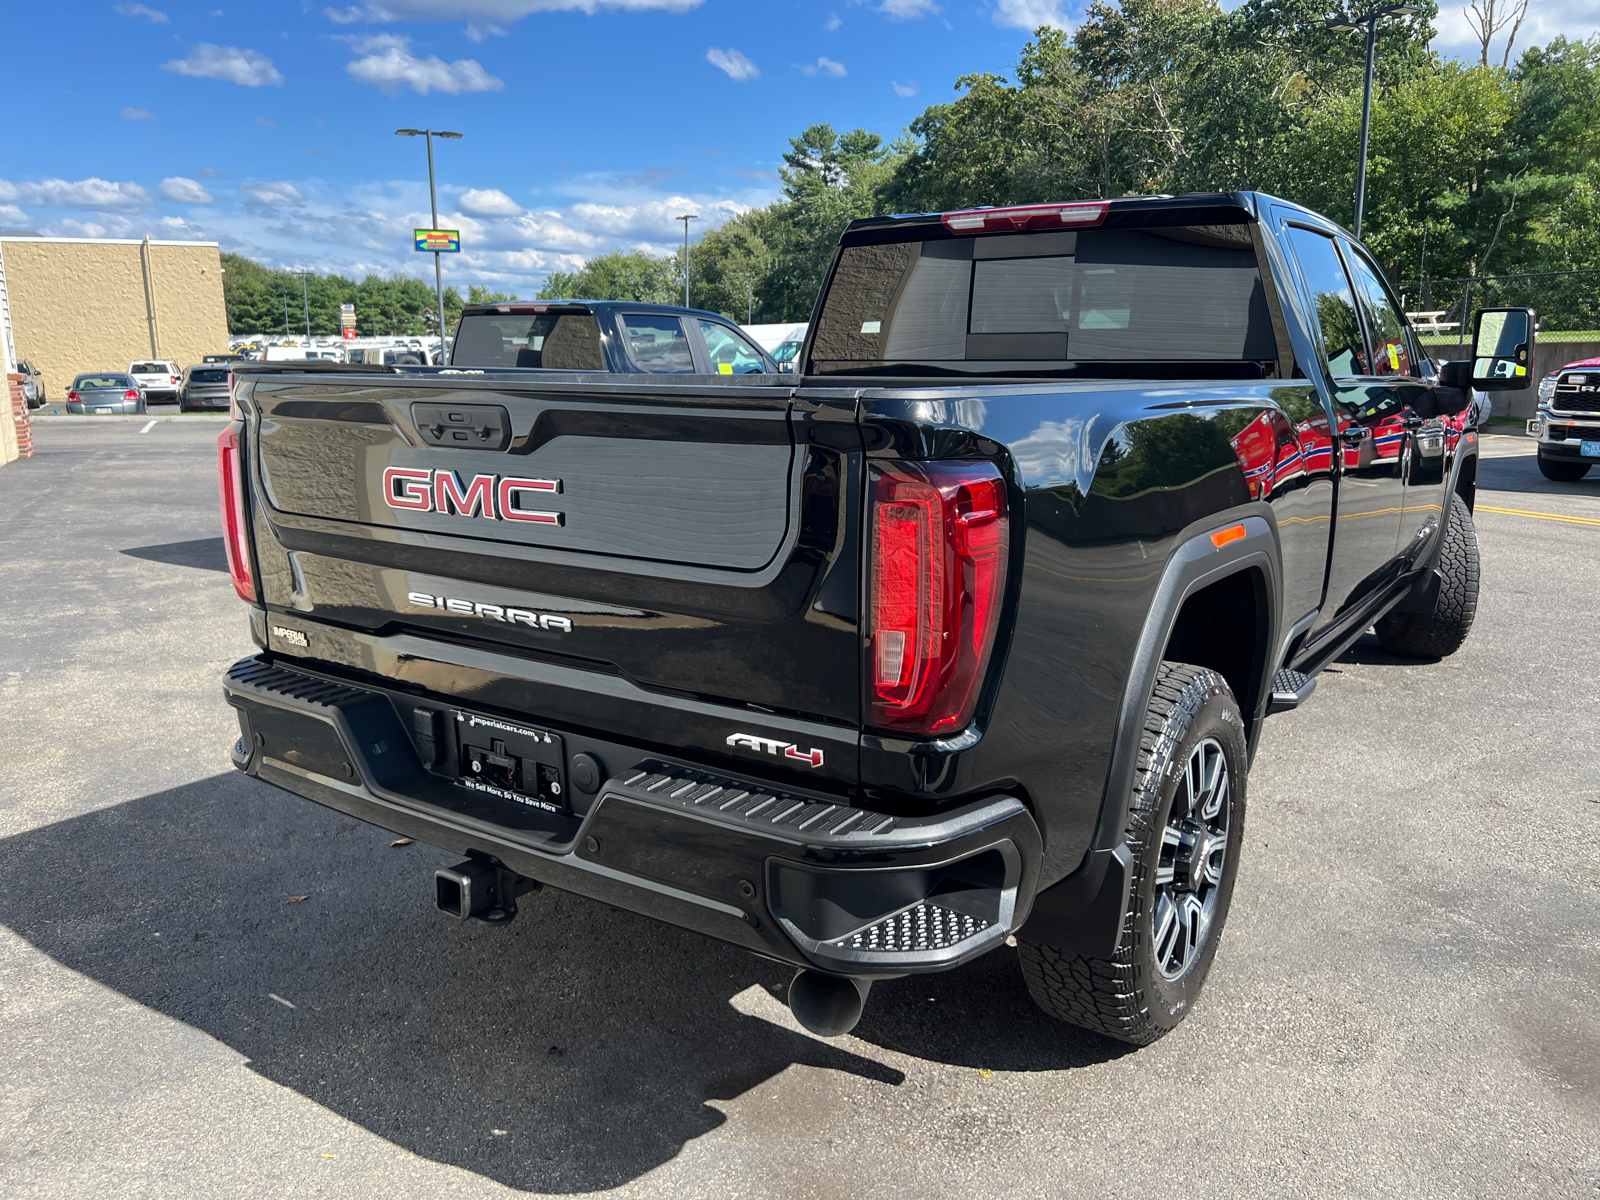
[1266,668,1316,715]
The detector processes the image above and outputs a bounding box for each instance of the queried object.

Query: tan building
[0,234,228,403]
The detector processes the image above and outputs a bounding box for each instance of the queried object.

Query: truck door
[1280,224,1407,632]
[1340,243,1449,560]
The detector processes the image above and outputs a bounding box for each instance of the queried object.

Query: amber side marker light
[1210,523,1247,549]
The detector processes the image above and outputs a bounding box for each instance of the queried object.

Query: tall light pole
[1326,4,1419,240]
[677,213,698,308]
[298,270,311,338]
[396,127,463,361]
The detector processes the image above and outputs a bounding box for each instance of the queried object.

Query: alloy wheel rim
[1152,737,1230,981]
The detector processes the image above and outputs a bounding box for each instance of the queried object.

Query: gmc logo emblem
[383,467,563,526]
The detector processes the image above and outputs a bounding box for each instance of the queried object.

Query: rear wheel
[1375,491,1479,659]
[1537,452,1591,482]
[1018,663,1247,1045]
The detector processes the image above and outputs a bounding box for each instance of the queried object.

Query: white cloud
[0,177,151,213]
[879,0,938,17]
[826,10,841,29]
[326,0,703,20]
[159,177,215,204]
[42,219,109,238]
[346,35,504,95]
[892,80,918,97]
[238,181,305,207]
[796,56,847,77]
[992,0,1071,30]
[121,107,156,120]
[0,204,30,226]
[706,47,759,81]
[115,3,169,23]
[1431,0,1598,59]
[458,187,522,216]
[162,44,285,87]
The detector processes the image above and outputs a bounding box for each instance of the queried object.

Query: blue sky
[4,0,1594,294]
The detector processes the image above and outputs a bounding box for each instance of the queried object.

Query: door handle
[1339,427,1372,444]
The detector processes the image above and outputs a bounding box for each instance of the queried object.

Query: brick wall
[4,374,28,463]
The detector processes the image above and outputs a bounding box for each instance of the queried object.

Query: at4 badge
[725,732,825,769]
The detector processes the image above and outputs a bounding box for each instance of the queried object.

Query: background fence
[1399,269,1600,335]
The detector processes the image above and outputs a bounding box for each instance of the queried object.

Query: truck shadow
[0,772,1122,1193]
[119,537,228,572]
[1475,453,1600,497]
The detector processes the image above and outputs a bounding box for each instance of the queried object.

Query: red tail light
[124,390,140,400]
[217,425,255,601]
[941,201,1108,233]
[870,461,1009,735]
[68,391,79,401]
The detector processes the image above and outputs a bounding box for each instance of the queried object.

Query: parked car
[1528,354,1600,480]
[67,373,145,415]
[16,359,46,409]
[179,365,232,412]
[219,191,1531,1046]
[128,360,181,403]
[742,323,808,373]
[450,301,776,374]
[204,353,244,365]
[347,347,426,366]
[261,346,343,363]
[769,333,807,374]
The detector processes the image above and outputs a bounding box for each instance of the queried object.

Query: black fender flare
[1019,514,1281,956]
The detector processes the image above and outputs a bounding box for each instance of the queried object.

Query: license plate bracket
[455,711,566,813]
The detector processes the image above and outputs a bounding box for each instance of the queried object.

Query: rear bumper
[66,401,140,414]
[222,655,1042,976]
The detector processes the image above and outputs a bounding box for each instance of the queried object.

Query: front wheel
[1018,663,1247,1045]
[1537,452,1591,482]
[1375,491,1479,659]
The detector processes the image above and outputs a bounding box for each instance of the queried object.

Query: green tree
[536,250,680,302]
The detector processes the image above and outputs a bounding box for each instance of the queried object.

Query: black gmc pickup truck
[219,192,1535,1044]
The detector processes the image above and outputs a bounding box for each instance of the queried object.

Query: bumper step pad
[619,763,894,841]
[830,900,991,953]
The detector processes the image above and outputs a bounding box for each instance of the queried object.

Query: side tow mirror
[1469,307,1536,391]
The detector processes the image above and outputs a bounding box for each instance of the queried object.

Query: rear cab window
[807,216,1279,379]
[452,310,607,370]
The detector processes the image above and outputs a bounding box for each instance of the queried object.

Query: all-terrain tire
[1374,491,1479,659]
[1537,453,1591,482]
[1017,663,1248,1046]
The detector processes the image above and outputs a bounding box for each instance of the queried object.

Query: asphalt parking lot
[1,419,1596,1199]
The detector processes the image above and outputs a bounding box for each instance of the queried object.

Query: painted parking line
[139,420,157,434]
[1477,504,1600,528]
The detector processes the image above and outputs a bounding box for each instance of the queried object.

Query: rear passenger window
[621,315,695,373]
[1283,227,1366,379]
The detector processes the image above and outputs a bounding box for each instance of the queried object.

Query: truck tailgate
[242,372,863,781]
